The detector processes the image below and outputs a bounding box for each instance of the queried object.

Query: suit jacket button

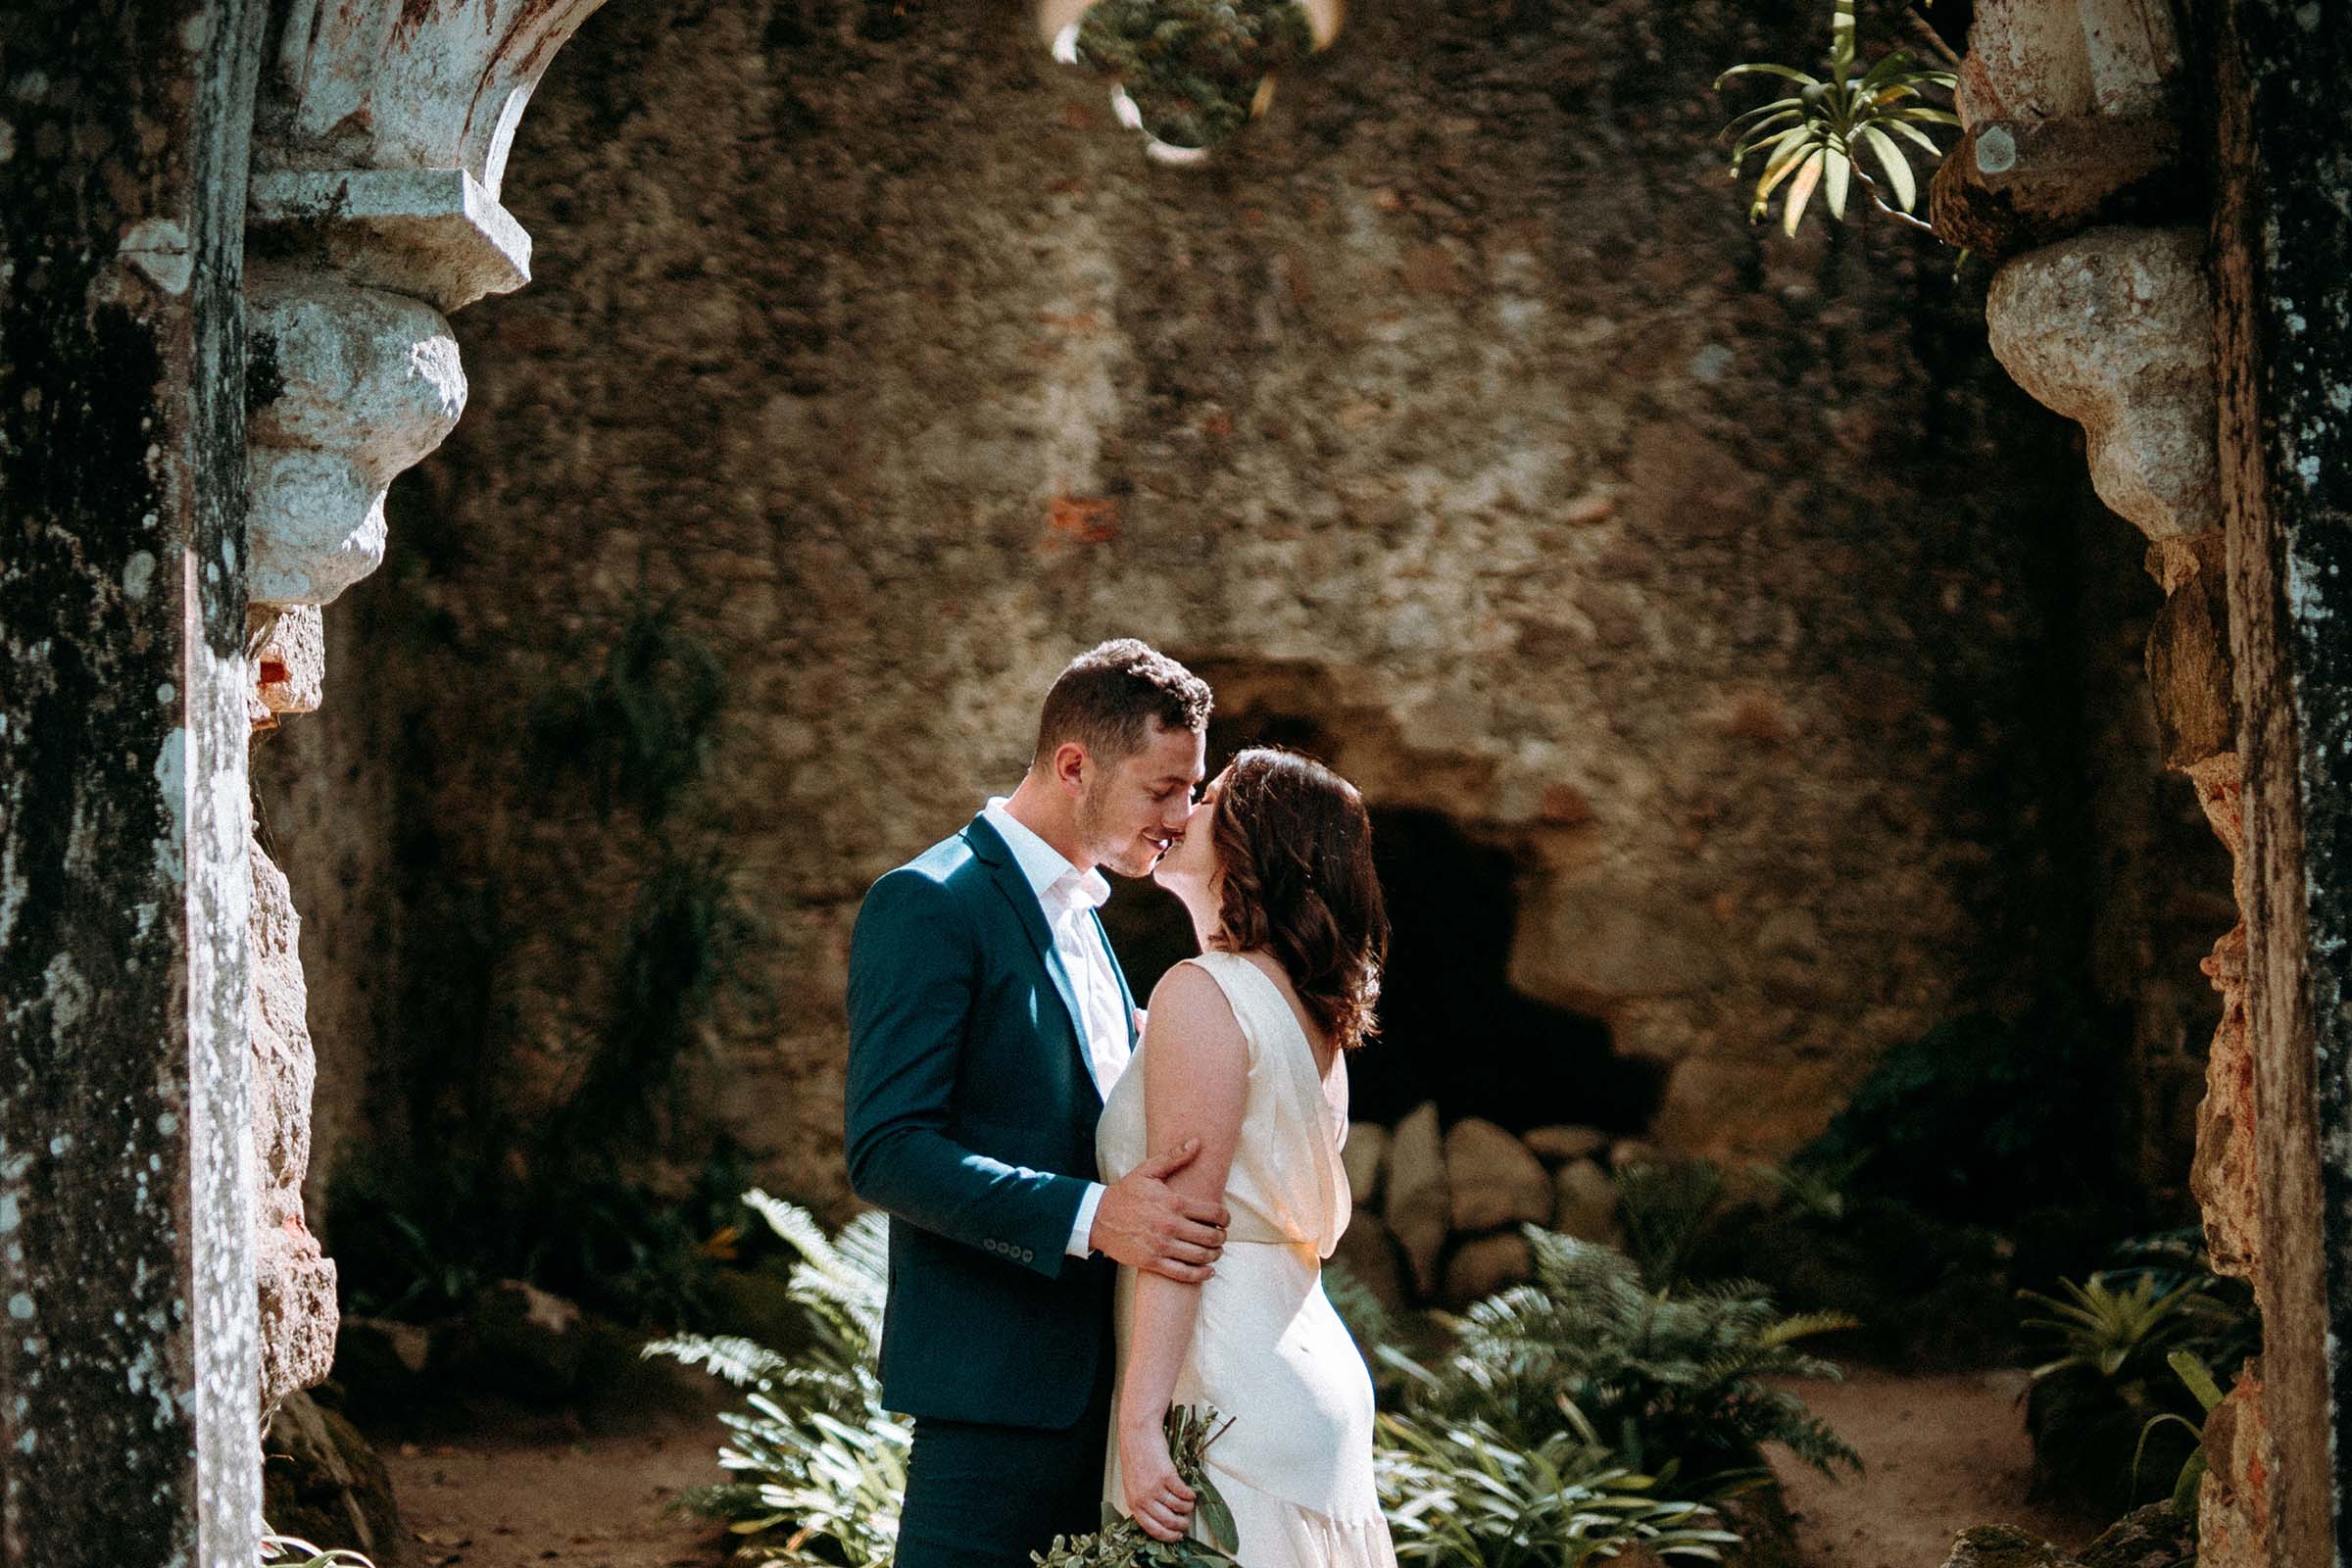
[1020,1248,1035,1262]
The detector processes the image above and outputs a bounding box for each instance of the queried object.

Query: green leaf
[1199,1495,1240,1554]
[1748,132,1820,217]
[1782,147,1828,235]
[1715,62,1819,88]
[1732,118,1812,170]
[1725,106,1802,147]
[1823,145,1852,220]
[1856,123,1916,209]
[1725,94,1804,128]
[1874,117,1942,154]
[2172,1450,2209,1516]
[1857,49,1923,89]
[2170,1348,2229,1412]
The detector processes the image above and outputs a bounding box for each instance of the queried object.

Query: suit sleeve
[844,867,1092,1278]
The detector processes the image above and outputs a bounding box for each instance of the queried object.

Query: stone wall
[260,0,2219,1225]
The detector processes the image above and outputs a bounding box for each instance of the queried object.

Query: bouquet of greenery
[1035,1404,1245,1566]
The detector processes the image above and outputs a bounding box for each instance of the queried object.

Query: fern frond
[1756,1309,1863,1348]
[641,1332,794,1389]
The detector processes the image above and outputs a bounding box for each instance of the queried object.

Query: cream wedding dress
[1097,951,1397,1568]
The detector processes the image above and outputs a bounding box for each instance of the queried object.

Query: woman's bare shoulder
[1145,959,1246,1054]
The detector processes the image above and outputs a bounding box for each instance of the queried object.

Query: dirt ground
[1768,1365,2113,1568]
[376,1371,738,1568]
[373,1362,2111,1568]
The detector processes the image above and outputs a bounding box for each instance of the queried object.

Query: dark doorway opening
[1101,787,1664,1136]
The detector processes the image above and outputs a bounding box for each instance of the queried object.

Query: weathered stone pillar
[5,0,607,1551]
[234,0,605,1421]
[0,1,268,1562]
[1933,2,2345,1559]
[2209,0,2352,1560]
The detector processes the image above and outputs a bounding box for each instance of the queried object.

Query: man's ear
[1052,740,1091,794]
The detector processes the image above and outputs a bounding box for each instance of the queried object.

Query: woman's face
[1152,765,1229,896]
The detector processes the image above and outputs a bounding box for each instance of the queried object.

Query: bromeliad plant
[2017,1247,2260,1513]
[1716,0,1959,236]
[1033,1405,1245,1567]
[2018,1272,2242,1383]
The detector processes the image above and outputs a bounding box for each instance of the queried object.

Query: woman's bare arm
[1116,961,1250,1542]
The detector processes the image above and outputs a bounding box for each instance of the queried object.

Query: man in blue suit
[846,640,1230,1567]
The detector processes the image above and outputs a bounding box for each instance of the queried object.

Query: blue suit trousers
[895,1345,1116,1567]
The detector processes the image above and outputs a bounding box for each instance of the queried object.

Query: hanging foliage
[1716,0,1960,237]
[1066,0,1317,156]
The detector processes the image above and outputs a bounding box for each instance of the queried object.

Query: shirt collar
[982,798,1110,912]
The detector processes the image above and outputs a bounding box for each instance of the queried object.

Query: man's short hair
[1034,640,1212,766]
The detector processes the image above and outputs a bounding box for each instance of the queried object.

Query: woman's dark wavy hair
[1208,747,1389,1053]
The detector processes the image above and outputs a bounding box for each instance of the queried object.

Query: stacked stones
[1334,1103,1645,1310]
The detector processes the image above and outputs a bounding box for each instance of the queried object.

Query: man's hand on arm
[1087,1139,1230,1283]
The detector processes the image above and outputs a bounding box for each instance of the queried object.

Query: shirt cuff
[1067,1181,1106,1258]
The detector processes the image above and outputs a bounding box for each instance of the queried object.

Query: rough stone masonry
[261,0,2223,1226]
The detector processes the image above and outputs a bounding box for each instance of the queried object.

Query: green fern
[635,1332,799,1391]
[1384,1229,1860,1494]
[644,1194,906,1564]
[1616,1160,1728,1290]
[740,1188,890,1354]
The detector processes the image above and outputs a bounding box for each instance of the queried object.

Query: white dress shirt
[982,798,1133,1257]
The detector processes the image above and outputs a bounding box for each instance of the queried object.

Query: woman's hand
[1118,1418,1198,1544]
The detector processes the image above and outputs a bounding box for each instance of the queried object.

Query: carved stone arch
[236,0,612,1450]
[259,0,602,199]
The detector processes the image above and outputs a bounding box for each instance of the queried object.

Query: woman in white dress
[1096,747,1397,1567]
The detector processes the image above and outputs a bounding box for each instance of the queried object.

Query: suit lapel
[963,815,1097,1096]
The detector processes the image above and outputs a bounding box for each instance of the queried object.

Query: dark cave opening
[1101,757,1664,1136]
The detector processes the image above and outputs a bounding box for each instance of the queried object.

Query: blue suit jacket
[843,813,1138,1429]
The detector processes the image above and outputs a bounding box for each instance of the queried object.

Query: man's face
[1075,720,1208,878]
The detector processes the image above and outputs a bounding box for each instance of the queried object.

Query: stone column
[2209,0,2352,1560]
[1941,0,2352,1559]
[235,0,605,1421]
[0,1,268,1562]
